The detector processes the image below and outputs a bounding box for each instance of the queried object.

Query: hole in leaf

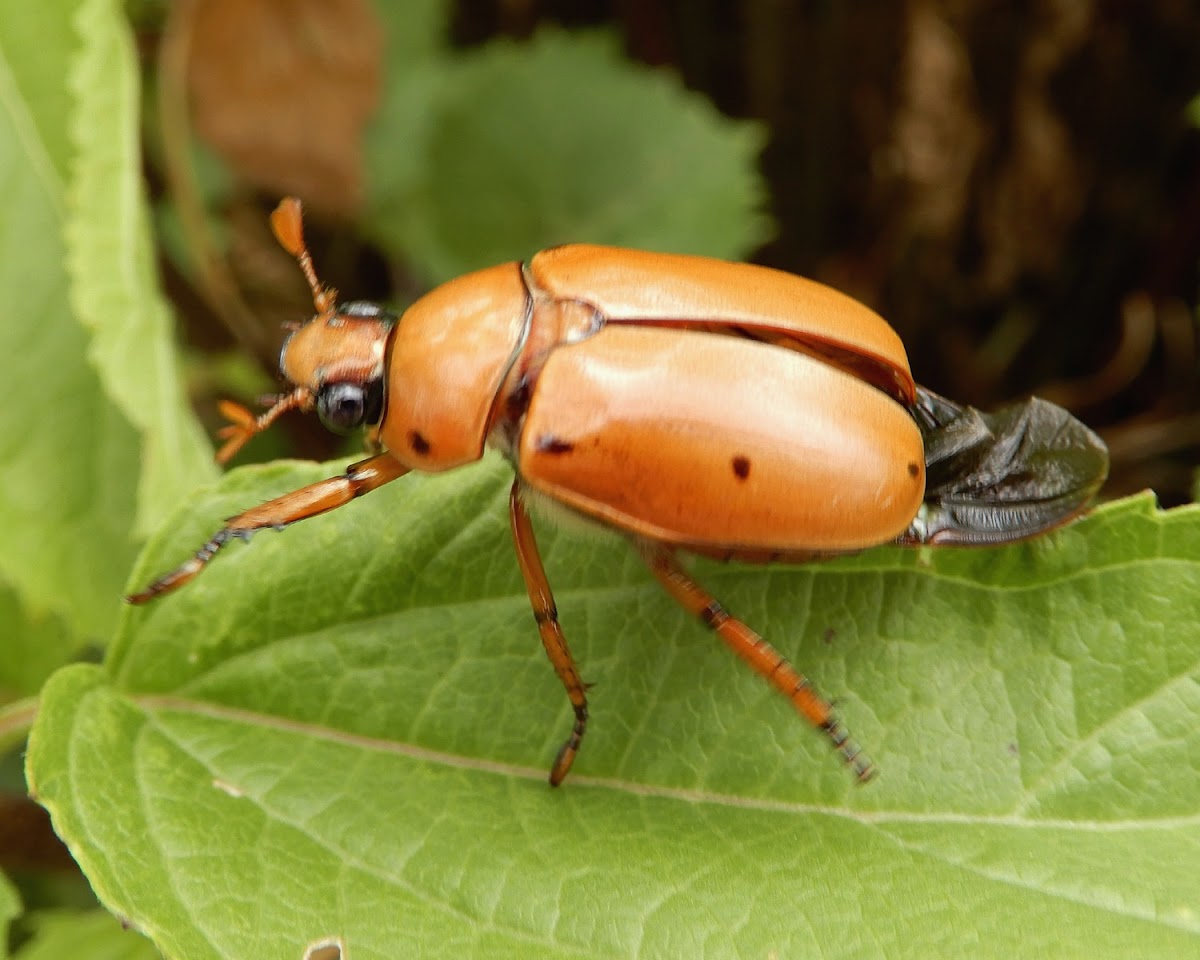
[304,937,343,960]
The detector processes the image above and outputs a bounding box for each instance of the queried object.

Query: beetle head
[215,198,395,463]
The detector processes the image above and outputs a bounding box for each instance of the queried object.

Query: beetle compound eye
[317,382,368,434]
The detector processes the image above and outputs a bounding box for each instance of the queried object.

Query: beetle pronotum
[128,198,1108,784]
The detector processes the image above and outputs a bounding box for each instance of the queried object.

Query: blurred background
[139,0,1200,505]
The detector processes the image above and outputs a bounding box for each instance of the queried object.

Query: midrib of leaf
[124,693,1200,948]
[129,694,1198,831]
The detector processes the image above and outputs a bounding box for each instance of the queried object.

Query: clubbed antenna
[211,196,340,465]
[270,197,337,316]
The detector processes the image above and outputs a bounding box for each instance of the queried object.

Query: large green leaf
[27,456,1200,959]
[0,0,211,639]
[67,0,217,537]
[366,30,769,283]
[0,0,141,639]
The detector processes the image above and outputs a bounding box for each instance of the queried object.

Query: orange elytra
[128,198,1109,785]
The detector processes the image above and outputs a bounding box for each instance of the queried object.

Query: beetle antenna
[214,387,311,464]
[271,197,337,316]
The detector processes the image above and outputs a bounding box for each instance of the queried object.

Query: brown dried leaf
[187,0,382,213]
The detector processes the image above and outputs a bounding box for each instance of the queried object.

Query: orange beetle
[129,198,1108,784]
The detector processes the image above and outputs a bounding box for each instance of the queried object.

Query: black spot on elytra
[907,461,920,478]
[409,430,431,455]
[731,455,751,480]
[536,435,575,455]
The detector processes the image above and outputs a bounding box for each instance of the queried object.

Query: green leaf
[0,578,76,703]
[0,0,141,639]
[366,30,769,283]
[363,0,450,199]
[66,0,217,537]
[14,910,160,960]
[27,458,1200,958]
[0,873,17,960]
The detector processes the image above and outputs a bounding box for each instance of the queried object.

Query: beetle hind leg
[509,481,589,786]
[640,546,875,783]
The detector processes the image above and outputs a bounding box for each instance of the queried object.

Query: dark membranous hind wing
[897,387,1109,546]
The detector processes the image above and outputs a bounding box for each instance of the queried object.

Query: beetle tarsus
[851,755,876,783]
[822,716,876,783]
[125,530,235,604]
[549,702,589,787]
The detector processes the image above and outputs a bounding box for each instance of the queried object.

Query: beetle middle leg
[640,546,875,782]
[126,454,410,604]
[509,480,589,786]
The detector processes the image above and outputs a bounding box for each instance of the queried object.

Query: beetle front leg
[126,454,410,604]
[639,546,875,783]
[508,481,589,786]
